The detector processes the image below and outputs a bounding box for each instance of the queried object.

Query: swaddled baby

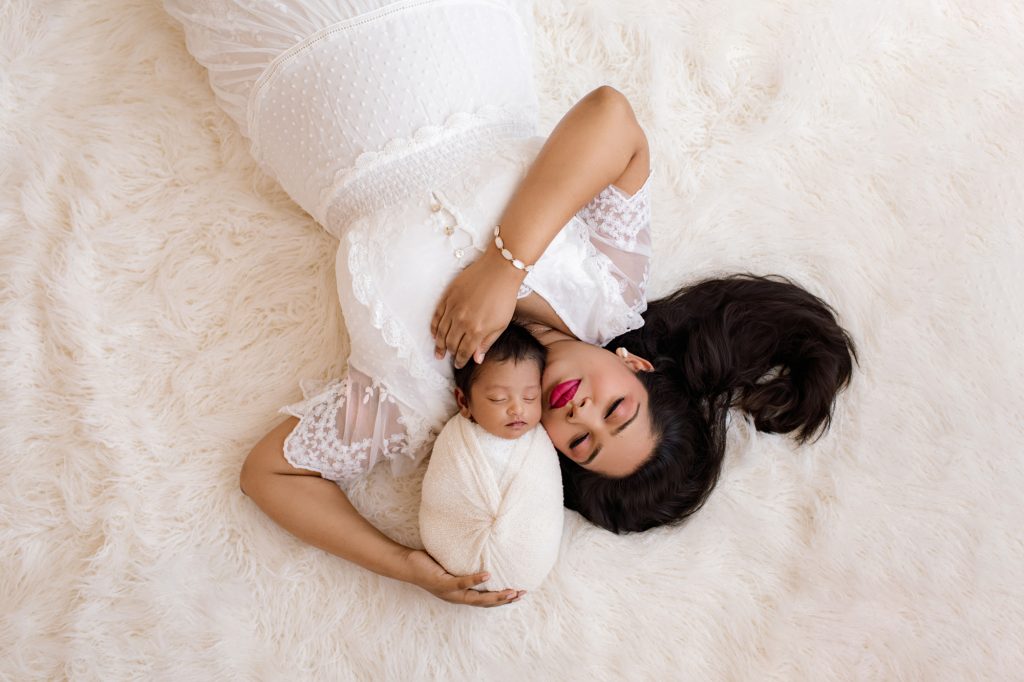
[419,323,564,593]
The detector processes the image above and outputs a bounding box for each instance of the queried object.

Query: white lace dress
[164,0,653,486]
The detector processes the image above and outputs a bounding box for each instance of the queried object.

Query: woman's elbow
[588,86,646,152]
[588,86,635,120]
[240,416,302,497]
[239,451,256,497]
[240,440,269,497]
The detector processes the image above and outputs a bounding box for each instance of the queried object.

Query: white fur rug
[3,0,1022,679]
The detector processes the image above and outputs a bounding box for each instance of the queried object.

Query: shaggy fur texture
[2,0,1022,678]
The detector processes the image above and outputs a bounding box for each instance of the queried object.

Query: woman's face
[540,339,657,478]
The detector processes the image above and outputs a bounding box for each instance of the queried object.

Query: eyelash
[569,398,624,449]
[606,397,624,418]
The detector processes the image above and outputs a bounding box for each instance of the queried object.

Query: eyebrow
[583,403,641,465]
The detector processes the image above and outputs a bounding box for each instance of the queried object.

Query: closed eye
[605,398,623,419]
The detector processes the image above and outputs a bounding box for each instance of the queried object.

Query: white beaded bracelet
[493,225,535,273]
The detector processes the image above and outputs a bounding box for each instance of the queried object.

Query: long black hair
[558,274,857,533]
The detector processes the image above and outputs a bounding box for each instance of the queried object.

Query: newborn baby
[419,323,564,593]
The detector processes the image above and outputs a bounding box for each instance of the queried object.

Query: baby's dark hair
[452,322,546,399]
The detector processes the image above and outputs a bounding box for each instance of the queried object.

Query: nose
[566,396,590,420]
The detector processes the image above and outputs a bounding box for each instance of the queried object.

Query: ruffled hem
[320,105,536,229]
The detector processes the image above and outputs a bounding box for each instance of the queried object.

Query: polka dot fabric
[165,0,539,224]
[163,0,389,136]
[247,0,538,223]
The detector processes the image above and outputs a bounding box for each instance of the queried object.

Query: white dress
[164,0,654,486]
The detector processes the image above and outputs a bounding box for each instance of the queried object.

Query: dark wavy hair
[558,274,857,534]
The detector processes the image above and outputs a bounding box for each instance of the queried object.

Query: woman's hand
[431,249,525,369]
[403,548,524,607]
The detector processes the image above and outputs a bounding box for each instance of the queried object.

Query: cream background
[2,0,1022,679]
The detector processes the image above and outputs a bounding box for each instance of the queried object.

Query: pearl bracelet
[493,225,535,273]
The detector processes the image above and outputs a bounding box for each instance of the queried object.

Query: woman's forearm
[241,418,514,607]
[240,418,414,584]
[495,85,649,266]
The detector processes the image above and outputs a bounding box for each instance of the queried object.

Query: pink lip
[549,379,581,409]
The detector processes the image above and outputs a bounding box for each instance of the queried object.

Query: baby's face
[457,359,543,439]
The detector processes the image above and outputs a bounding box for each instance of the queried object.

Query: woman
[165,0,856,608]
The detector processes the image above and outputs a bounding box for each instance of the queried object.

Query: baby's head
[452,323,546,439]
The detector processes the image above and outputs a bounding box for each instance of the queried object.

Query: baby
[419,323,564,593]
[452,321,546,461]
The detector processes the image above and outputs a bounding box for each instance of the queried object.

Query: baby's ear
[454,387,472,418]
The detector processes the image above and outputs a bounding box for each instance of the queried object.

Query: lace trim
[577,172,653,251]
[323,107,536,231]
[279,374,435,483]
[573,221,647,344]
[245,0,538,196]
[392,409,434,476]
[345,231,452,396]
[280,377,371,483]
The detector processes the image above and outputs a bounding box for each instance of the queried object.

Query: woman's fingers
[430,302,444,339]
[456,572,490,590]
[442,572,524,607]
[444,326,468,366]
[474,329,503,364]
[434,316,454,360]
[460,588,520,608]
[453,331,480,369]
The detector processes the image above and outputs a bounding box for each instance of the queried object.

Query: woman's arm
[490,85,650,264]
[431,85,650,368]
[240,417,524,607]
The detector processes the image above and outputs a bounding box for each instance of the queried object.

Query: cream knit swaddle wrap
[419,414,564,592]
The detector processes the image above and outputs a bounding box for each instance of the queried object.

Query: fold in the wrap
[419,414,564,592]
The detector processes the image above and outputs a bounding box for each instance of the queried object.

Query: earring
[616,347,630,359]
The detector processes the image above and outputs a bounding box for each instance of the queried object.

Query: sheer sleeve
[515,171,654,346]
[575,171,653,326]
[277,366,430,487]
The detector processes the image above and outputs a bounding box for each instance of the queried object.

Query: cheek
[540,414,569,450]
